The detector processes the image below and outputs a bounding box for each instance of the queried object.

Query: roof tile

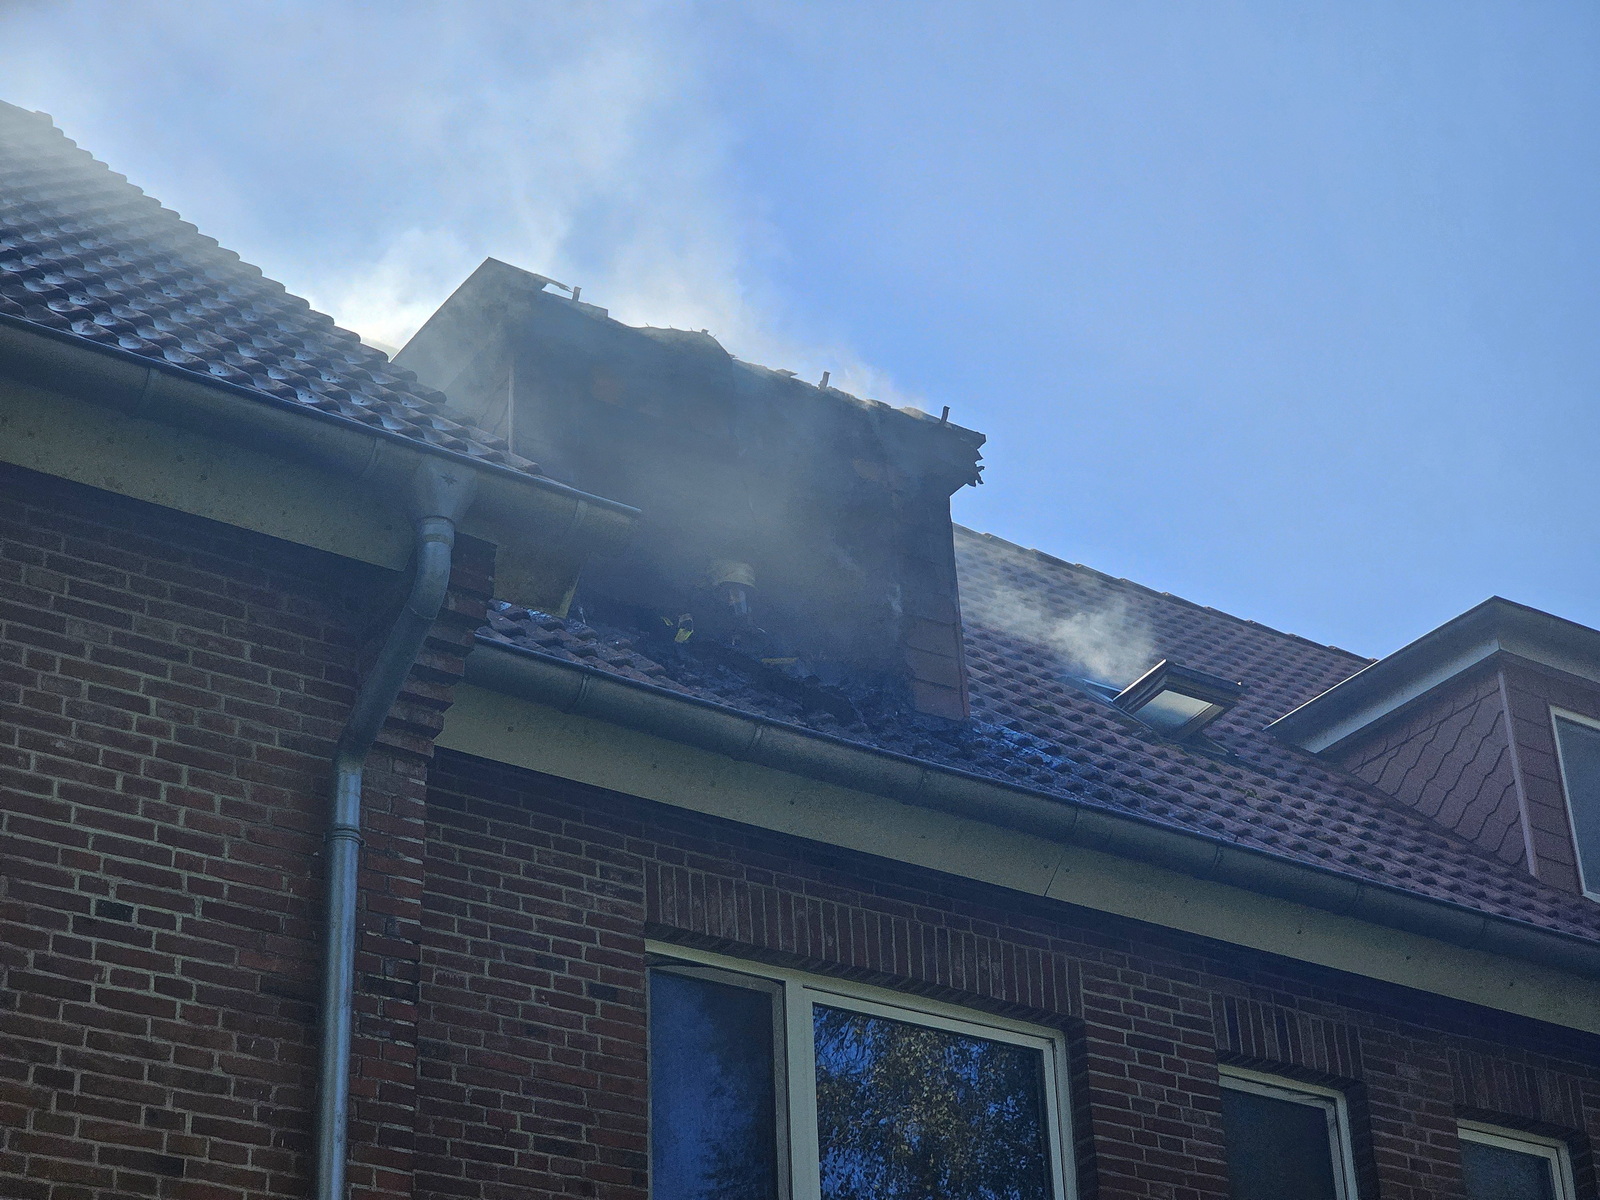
[480,528,1600,944]
[0,102,540,478]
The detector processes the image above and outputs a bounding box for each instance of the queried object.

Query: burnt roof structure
[4,97,1599,965]
[476,525,1600,946]
[400,257,986,719]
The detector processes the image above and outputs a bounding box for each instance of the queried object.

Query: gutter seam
[135,363,157,417]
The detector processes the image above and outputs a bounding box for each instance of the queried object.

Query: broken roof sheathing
[400,254,989,451]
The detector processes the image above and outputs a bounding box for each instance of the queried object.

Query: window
[647,946,1076,1200]
[1458,1123,1575,1200]
[1113,659,1243,740]
[1217,1068,1358,1200]
[1551,710,1600,899]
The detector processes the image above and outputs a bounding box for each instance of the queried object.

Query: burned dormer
[398,258,986,719]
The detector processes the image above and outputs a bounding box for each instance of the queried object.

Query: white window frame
[1458,1121,1576,1200]
[1217,1066,1360,1200]
[1549,707,1600,901]
[647,942,1078,1200]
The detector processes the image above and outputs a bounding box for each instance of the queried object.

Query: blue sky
[4,1,1598,657]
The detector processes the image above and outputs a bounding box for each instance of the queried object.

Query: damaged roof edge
[0,313,640,606]
[1269,597,1600,753]
[466,635,1600,983]
[399,255,987,446]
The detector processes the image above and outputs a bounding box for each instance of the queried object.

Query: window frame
[1458,1120,1576,1200]
[1216,1065,1360,1200]
[647,942,1079,1200]
[1549,706,1600,901]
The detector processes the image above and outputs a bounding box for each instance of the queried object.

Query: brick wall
[0,464,491,1200]
[8,460,1600,1200]
[422,750,1600,1200]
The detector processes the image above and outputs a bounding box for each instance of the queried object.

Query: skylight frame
[1114,659,1244,740]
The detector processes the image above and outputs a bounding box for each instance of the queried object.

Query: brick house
[3,99,1599,1200]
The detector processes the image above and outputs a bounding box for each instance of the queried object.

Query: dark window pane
[1554,717,1600,894]
[812,1004,1053,1200]
[1220,1086,1340,1200]
[649,970,780,1200]
[1461,1139,1558,1200]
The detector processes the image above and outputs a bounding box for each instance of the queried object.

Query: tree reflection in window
[649,970,780,1200]
[812,1003,1052,1200]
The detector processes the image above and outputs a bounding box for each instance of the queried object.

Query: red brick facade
[0,464,492,1200]
[5,464,1600,1200]
[421,750,1600,1200]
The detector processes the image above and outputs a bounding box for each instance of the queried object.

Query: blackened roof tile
[480,528,1600,944]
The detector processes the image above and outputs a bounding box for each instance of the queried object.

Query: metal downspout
[316,462,475,1200]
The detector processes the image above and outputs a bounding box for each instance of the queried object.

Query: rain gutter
[0,315,642,1200]
[466,637,1600,983]
[0,314,639,597]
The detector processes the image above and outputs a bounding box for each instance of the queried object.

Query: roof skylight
[1114,659,1244,740]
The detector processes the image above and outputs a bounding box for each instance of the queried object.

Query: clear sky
[5,1,1597,658]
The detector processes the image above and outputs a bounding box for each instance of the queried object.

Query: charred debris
[399,258,987,725]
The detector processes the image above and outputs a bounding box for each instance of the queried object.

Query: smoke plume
[965,585,1155,688]
[0,1,913,407]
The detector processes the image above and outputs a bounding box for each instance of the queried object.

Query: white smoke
[0,0,914,406]
[966,586,1156,688]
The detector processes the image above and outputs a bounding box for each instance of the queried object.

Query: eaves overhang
[1268,597,1600,754]
[0,314,640,610]
[463,635,1600,984]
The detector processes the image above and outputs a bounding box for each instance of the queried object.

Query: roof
[0,102,540,477]
[1270,595,1600,753]
[8,102,1592,952]
[480,526,1600,945]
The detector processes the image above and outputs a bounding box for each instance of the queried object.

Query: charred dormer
[397,258,986,719]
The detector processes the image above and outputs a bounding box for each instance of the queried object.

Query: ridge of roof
[953,523,1374,668]
[1272,595,1600,752]
[0,101,540,479]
